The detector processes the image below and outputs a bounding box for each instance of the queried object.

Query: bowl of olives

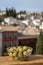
[7,46,33,61]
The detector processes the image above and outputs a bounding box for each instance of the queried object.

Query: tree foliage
[6,7,17,18]
[20,16,24,20]
[36,30,43,54]
[0,18,3,24]
[18,10,26,14]
[41,12,43,17]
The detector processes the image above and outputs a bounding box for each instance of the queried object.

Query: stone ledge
[0,55,43,65]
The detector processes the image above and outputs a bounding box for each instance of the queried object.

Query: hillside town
[0,10,43,30]
[0,10,43,56]
[0,11,43,39]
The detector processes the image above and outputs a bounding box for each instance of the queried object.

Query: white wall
[0,32,2,56]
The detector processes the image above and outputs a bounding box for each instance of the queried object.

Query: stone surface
[0,55,43,65]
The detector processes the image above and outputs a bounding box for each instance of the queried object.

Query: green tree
[41,12,43,17]
[0,9,1,12]
[0,18,3,24]
[36,30,43,54]
[6,7,17,18]
[20,16,24,20]
[18,10,26,14]
[6,8,9,17]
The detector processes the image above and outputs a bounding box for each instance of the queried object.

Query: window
[2,32,18,55]
[14,33,17,39]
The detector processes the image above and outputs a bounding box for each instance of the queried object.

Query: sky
[0,0,43,12]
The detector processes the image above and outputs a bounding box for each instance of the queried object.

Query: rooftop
[0,25,39,36]
[0,25,21,32]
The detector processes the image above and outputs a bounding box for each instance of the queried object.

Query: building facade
[0,25,39,56]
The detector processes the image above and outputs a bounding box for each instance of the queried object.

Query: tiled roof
[0,25,39,36]
[0,25,21,32]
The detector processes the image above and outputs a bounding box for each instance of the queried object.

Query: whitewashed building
[39,22,43,29]
[4,17,17,25]
[32,19,40,26]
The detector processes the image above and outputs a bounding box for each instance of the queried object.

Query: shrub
[36,30,43,54]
